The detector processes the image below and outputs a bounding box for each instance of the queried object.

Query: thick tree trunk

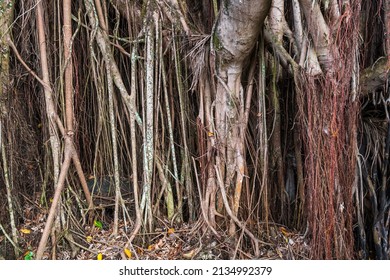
[212,0,271,237]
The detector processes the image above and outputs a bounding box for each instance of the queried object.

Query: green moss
[213,32,223,52]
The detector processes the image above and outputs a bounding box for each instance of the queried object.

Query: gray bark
[212,0,271,239]
[214,0,271,68]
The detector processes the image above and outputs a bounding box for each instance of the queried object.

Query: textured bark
[269,0,285,42]
[292,0,322,75]
[214,0,271,68]
[213,0,271,238]
[140,7,155,230]
[269,0,286,219]
[36,0,61,185]
[0,0,14,103]
[63,0,74,132]
[299,0,335,72]
[385,0,390,62]
[0,0,17,257]
[84,0,142,126]
[36,139,73,259]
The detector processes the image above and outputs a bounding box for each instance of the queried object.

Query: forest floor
[9,196,310,260]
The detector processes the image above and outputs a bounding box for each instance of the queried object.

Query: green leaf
[24,251,34,260]
[94,220,103,229]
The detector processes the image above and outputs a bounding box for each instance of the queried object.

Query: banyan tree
[0,0,389,259]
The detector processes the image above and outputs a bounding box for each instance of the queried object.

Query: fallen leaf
[148,244,155,251]
[124,248,132,259]
[279,227,291,237]
[24,251,34,260]
[167,228,175,235]
[20,228,31,234]
[86,236,93,243]
[94,220,103,229]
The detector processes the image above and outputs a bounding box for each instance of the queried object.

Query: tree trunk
[212,0,271,237]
